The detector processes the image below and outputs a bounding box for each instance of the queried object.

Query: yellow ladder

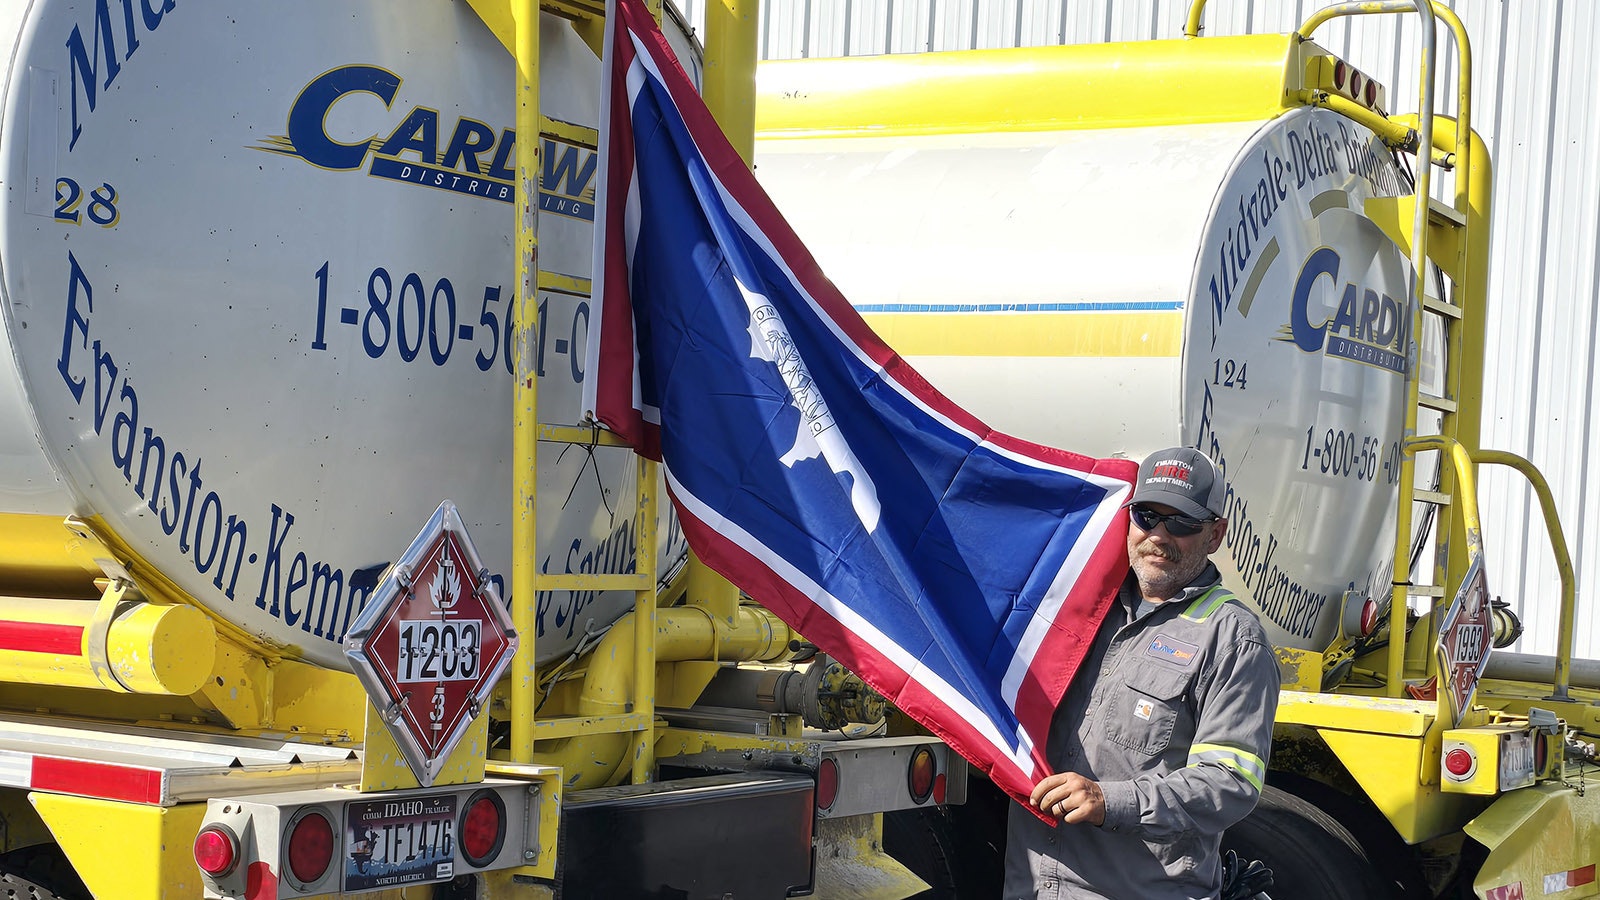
[1293,2,1480,694]
[1294,2,1580,703]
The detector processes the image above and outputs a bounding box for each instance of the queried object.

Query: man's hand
[1030,771,1106,826]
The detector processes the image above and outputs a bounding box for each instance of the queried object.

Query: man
[1003,447,1281,899]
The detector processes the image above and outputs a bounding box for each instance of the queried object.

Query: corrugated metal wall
[677,1,1600,659]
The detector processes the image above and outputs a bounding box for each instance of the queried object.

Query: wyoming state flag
[582,0,1138,805]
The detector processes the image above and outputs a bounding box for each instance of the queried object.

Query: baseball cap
[1125,448,1226,520]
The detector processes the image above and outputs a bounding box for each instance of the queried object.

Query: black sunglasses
[1128,505,1215,537]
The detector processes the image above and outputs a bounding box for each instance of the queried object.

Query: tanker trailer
[0,2,951,898]
[753,5,1600,897]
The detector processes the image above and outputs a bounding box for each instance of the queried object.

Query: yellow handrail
[1472,451,1578,701]
[1184,0,1208,38]
[1402,436,1480,725]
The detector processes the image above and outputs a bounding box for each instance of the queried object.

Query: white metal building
[672,1,1600,659]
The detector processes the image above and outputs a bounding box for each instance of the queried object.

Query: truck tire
[1221,785,1397,900]
[0,846,89,900]
[887,777,1009,898]
[1,871,74,900]
[884,808,960,898]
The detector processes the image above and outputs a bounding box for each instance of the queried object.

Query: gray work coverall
[1003,564,1281,899]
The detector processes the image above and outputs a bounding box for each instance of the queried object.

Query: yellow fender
[1466,782,1600,899]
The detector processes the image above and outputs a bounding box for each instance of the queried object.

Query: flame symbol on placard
[431,556,461,611]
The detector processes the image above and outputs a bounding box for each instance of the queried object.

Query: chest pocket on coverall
[1104,665,1194,756]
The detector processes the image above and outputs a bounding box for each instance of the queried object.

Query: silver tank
[0,0,697,669]
[754,54,1433,653]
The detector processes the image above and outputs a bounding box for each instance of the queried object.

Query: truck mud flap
[554,772,814,898]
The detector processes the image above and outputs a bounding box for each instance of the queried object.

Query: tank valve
[806,657,887,730]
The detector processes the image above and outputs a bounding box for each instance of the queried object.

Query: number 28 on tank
[55,178,119,227]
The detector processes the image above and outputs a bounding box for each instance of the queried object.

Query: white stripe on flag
[665,466,1038,775]
[1003,474,1131,705]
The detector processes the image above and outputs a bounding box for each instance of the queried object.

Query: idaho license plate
[343,794,457,891]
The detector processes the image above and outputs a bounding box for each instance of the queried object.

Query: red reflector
[907,746,937,804]
[817,758,840,811]
[0,620,86,656]
[30,757,163,804]
[194,825,238,876]
[286,809,334,885]
[1359,600,1380,637]
[460,790,507,867]
[1334,59,1348,88]
[1444,747,1474,777]
[246,860,277,900]
[932,772,948,805]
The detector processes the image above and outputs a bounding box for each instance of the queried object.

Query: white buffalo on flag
[582,0,1138,808]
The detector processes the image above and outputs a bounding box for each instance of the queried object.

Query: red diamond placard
[346,501,517,786]
[1435,556,1492,729]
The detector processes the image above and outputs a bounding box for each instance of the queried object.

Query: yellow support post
[703,0,758,165]
[511,0,542,765]
[688,0,757,656]
[631,454,658,782]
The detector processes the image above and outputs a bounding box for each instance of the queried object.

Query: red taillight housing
[460,789,507,867]
[907,746,937,805]
[816,758,840,811]
[1359,599,1380,636]
[193,824,239,877]
[1444,747,1475,778]
[285,808,335,886]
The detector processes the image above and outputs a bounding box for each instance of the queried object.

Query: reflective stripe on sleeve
[1187,742,1266,791]
[1181,585,1231,622]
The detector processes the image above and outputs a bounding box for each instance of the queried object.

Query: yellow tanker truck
[753,2,1600,898]
[0,1,951,898]
[0,0,1593,898]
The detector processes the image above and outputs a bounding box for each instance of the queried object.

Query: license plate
[344,794,457,891]
[1499,731,1536,792]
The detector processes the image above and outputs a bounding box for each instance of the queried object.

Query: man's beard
[1130,540,1209,600]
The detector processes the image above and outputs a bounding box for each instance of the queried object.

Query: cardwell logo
[1276,246,1413,375]
[253,64,596,218]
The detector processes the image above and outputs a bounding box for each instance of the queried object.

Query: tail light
[1444,747,1476,779]
[193,824,239,877]
[907,745,937,805]
[1359,599,1380,636]
[1365,78,1379,107]
[1349,72,1364,101]
[1333,59,1348,89]
[284,807,335,887]
[816,757,840,811]
[460,789,508,867]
